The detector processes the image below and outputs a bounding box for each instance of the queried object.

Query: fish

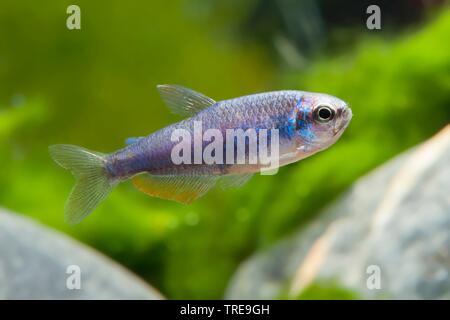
[49,85,352,224]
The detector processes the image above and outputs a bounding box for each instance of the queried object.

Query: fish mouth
[342,106,353,121]
[333,126,345,136]
[333,120,350,135]
[333,107,352,135]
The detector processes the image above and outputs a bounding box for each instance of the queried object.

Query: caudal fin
[49,144,113,224]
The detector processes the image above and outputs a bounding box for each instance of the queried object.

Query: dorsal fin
[157,84,216,117]
[132,173,218,204]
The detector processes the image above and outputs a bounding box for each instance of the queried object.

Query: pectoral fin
[132,173,218,204]
[157,84,216,116]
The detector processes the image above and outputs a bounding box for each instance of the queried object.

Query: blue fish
[49,85,352,223]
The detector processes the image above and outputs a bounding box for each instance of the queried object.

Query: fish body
[49,85,352,223]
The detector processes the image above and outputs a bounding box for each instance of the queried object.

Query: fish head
[294,92,352,151]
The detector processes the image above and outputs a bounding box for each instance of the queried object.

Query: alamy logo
[170,121,280,175]
[366,265,381,290]
[66,265,81,290]
[66,5,81,30]
[366,5,381,30]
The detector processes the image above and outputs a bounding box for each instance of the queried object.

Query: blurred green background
[0,0,449,299]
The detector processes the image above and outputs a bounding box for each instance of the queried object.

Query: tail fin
[49,144,114,224]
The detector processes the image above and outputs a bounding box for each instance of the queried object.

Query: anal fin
[132,173,218,204]
[219,173,254,189]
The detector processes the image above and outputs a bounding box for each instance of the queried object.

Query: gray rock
[226,125,450,299]
[0,210,164,299]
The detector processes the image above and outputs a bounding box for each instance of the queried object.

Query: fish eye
[314,105,335,123]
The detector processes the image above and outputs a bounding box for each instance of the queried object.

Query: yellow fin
[132,174,218,204]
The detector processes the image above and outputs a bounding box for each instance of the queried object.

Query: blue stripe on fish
[125,137,144,145]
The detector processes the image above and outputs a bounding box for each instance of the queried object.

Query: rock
[226,125,450,299]
[0,210,164,299]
